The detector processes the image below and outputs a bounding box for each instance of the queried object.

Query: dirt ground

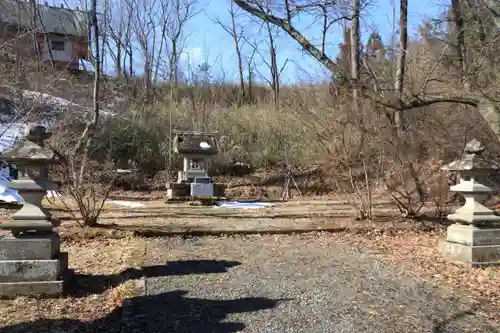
[0,192,498,329]
[332,230,500,322]
[0,237,145,329]
[48,192,500,320]
[31,191,451,234]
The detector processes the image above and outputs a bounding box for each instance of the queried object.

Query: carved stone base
[440,223,500,267]
[0,219,59,235]
[0,232,68,298]
[166,182,226,200]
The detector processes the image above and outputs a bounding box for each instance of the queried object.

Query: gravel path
[123,234,498,333]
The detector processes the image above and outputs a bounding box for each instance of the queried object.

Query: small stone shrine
[440,139,500,266]
[166,130,226,200]
[0,124,67,298]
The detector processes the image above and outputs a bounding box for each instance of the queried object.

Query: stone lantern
[0,124,67,298]
[440,139,500,266]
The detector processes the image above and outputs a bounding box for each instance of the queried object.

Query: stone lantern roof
[0,124,61,165]
[173,133,218,155]
[441,139,499,172]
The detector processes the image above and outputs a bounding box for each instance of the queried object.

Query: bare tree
[56,0,110,226]
[231,0,500,139]
[104,0,133,77]
[130,0,159,95]
[28,0,56,71]
[213,1,247,105]
[245,19,289,108]
[233,1,347,79]
[264,19,288,109]
[164,0,200,87]
[246,46,258,102]
[126,0,199,93]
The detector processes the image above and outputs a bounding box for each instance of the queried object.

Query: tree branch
[232,0,343,77]
[233,0,487,112]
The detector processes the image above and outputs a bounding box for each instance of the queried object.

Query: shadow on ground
[1,293,491,333]
[431,310,478,333]
[68,259,241,297]
[1,290,281,333]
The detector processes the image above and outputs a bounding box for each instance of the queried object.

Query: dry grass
[34,193,447,235]
[0,237,145,328]
[34,188,500,236]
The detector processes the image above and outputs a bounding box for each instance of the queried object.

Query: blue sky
[178,0,448,84]
[48,0,448,84]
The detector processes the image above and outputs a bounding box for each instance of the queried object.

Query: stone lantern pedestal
[0,124,67,298]
[440,139,500,267]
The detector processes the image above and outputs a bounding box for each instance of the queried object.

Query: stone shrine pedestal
[0,124,67,298]
[0,233,67,298]
[440,139,500,267]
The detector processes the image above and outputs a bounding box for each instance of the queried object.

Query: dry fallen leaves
[0,237,144,328]
[329,229,500,322]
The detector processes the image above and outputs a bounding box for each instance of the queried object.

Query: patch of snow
[116,169,133,174]
[106,200,146,208]
[21,89,81,107]
[46,190,61,198]
[0,86,122,204]
[213,201,274,209]
[0,114,14,122]
[199,141,212,150]
[2,86,118,118]
[0,122,24,152]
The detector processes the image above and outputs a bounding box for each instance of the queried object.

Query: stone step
[0,252,67,282]
[0,280,63,298]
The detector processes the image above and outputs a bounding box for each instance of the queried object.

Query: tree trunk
[394,0,408,133]
[115,38,122,76]
[451,0,468,91]
[265,22,280,109]
[230,2,246,104]
[350,0,361,114]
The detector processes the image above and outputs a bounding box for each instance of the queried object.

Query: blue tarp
[0,165,23,203]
